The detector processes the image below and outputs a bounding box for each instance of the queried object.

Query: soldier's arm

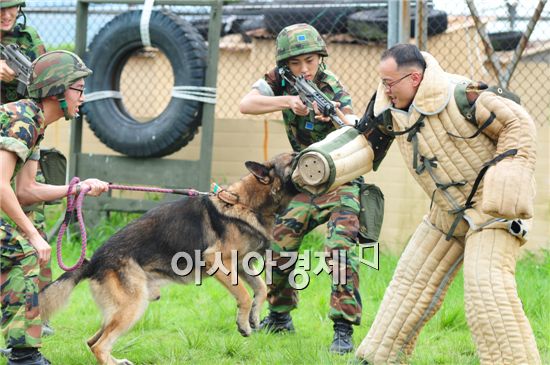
[16,160,110,205]
[239,88,306,115]
[15,159,68,206]
[0,150,50,264]
[474,92,537,219]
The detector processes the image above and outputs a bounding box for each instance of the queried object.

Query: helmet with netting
[276,23,328,65]
[0,0,25,8]
[28,50,92,99]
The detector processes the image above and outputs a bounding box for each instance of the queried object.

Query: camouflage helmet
[0,0,25,8]
[276,23,328,65]
[28,50,92,99]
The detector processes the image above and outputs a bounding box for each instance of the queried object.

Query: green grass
[46,43,75,52]
[1,208,549,365]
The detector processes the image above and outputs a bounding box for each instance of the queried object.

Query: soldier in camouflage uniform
[239,23,363,354]
[1,0,53,340]
[0,50,109,365]
[1,0,46,103]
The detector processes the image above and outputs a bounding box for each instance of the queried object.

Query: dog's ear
[245,161,272,184]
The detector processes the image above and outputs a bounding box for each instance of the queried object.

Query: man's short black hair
[381,44,426,71]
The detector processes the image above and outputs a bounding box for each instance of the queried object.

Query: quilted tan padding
[464,228,541,364]
[356,50,540,364]
[356,218,464,364]
[475,92,537,219]
[374,52,500,220]
[291,128,375,195]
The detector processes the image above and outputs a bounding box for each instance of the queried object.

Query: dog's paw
[114,358,134,365]
[249,312,260,331]
[237,322,252,337]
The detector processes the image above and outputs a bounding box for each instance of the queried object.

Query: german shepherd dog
[39,152,298,365]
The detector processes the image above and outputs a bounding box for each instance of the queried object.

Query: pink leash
[56,177,208,271]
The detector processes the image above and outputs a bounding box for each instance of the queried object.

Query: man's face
[379,57,420,110]
[63,79,85,118]
[0,5,18,32]
[287,53,320,81]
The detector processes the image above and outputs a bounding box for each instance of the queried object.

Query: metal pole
[197,0,223,191]
[415,0,428,50]
[74,1,88,57]
[79,0,219,4]
[503,0,547,88]
[465,0,504,85]
[398,0,411,44]
[387,1,399,47]
[69,0,89,181]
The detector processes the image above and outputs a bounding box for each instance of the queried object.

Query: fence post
[388,0,411,47]
[415,0,428,51]
[198,0,223,191]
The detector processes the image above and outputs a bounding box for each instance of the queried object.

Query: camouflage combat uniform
[1,22,51,293]
[259,67,363,325]
[1,23,46,104]
[0,99,46,349]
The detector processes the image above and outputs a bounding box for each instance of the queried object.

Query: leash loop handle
[56,179,209,271]
[56,177,90,272]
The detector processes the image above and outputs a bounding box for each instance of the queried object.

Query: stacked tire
[264,4,365,35]
[83,10,207,157]
[348,8,448,41]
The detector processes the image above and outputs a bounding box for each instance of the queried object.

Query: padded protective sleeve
[474,92,537,219]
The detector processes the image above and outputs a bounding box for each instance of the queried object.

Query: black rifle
[0,43,32,97]
[279,67,346,129]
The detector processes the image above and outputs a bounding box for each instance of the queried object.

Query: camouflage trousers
[0,222,42,349]
[23,210,51,293]
[22,168,52,292]
[268,183,363,325]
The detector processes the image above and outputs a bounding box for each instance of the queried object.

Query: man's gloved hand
[482,158,535,220]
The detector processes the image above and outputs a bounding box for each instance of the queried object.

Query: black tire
[83,10,207,158]
[190,14,264,39]
[264,3,366,35]
[488,31,522,51]
[347,8,448,41]
[239,15,265,33]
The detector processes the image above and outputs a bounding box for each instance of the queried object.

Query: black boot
[330,319,354,354]
[8,348,51,365]
[259,311,295,333]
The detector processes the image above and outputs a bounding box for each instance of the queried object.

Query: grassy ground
[1,209,549,365]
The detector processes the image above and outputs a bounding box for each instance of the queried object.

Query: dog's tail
[39,258,92,321]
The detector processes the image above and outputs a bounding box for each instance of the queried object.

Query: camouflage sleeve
[22,26,47,59]
[322,69,353,115]
[263,67,284,96]
[0,106,40,162]
[29,146,40,161]
[337,89,353,115]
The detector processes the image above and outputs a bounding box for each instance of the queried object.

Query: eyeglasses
[69,86,85,98]
[381,73,412,90]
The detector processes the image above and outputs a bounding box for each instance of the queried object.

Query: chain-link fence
[14,0,550,250]
[27,0,549,130]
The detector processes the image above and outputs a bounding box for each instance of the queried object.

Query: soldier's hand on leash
[0,60,16,82]
[80,178,110,197]
[29,234,51,266]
